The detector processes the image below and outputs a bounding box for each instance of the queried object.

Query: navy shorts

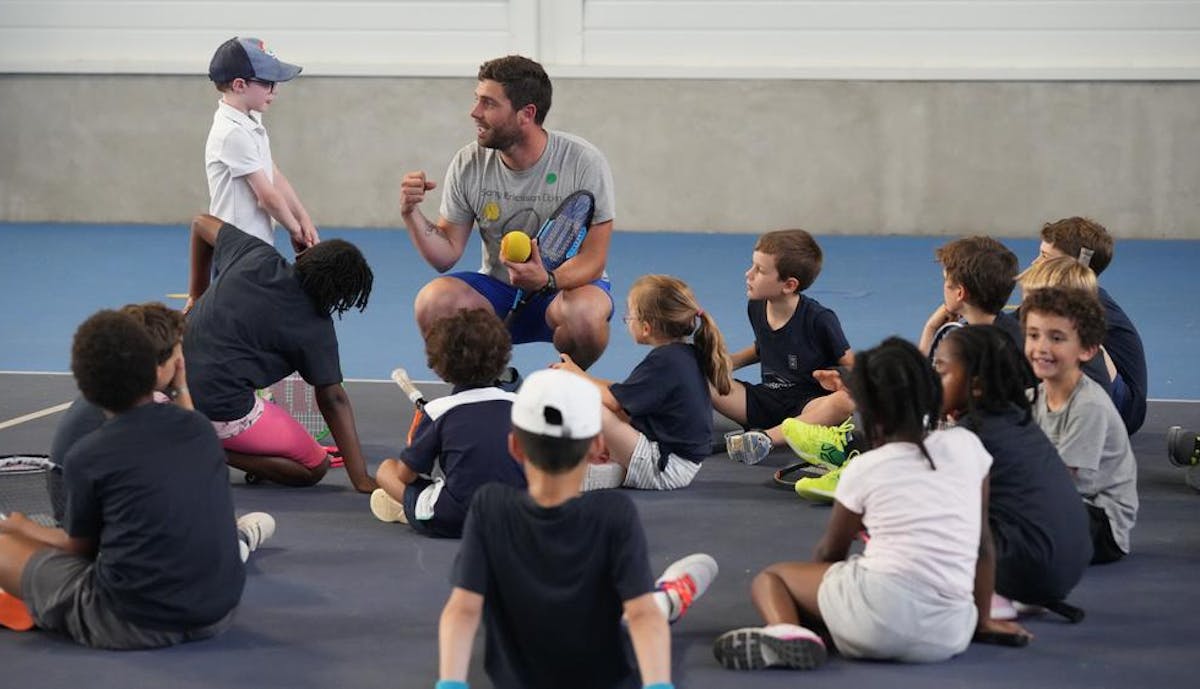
[450,271,613,345]
[738,379,816,430]
[403,477,463,539]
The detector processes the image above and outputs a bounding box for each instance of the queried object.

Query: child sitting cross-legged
[370,309,526,538]
[436,369,717,689]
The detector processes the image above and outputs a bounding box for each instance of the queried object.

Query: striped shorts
[622,434,702,491]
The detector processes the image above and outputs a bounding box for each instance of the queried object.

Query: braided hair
[942,325,1035,430]
[294,239,373,318]
[847,336,942,469]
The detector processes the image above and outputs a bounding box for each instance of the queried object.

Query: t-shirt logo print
[483,202,501,222]
[545,172,558,185]
[788,354,799,370]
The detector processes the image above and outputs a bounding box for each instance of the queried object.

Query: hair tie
[1077,247,1094,268]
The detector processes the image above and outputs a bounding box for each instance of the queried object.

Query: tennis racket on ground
[505,190,596,325]
[0,455,61,527]
[259,374,331,443]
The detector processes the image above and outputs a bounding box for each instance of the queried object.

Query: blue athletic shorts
[450,271,613,345]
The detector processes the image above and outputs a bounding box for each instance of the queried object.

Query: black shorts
[1086,503,1126,565]
[739,380,815,430]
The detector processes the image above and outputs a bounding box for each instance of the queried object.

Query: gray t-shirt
[439,130,615,282]
[1033,375,1138,553]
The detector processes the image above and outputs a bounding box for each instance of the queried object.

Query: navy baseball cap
[209,37,302,83]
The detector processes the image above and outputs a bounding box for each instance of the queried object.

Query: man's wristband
[435,681,468,689]
[542,270,557,293]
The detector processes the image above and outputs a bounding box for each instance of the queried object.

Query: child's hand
[925,304,954,330]
[813,368,846,392]
[550,353,584,376]
[182,296,196,316]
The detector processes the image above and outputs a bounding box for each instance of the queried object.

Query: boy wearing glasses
[205,37,318,254]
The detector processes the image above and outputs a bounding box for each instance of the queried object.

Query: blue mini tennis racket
[505,190,596,324]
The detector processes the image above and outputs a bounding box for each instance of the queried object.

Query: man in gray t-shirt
[400,55,616,369]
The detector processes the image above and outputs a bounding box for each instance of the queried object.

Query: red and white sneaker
[713,623,827,670]
[655,553,718,623]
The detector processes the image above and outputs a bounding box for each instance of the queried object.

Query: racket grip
[390,368,427,410]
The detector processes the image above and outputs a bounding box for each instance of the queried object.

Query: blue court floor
[1,222,1198,398]
[1,223,1199,689]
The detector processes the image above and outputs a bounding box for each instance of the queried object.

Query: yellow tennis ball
[501,231,532,262]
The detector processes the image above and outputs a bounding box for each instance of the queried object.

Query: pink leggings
[220,400,328,468]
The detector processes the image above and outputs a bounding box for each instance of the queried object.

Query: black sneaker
[1167,426,1199,467]
[496,366,522,393]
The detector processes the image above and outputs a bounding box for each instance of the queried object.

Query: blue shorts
[450,271,613,345]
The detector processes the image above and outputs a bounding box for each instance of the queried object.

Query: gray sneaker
[713,623,827,670]
[725,430,773,465]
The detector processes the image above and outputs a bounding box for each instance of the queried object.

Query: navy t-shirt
[1098,287,1148,434]
[49,397,106,467]
[454,484,654,689]
[402,386,527,536]
[964,405,1092,602]
[750,296,850,403]
[185,225,343,421]
[63,402,245,630]
[610,342,712,463]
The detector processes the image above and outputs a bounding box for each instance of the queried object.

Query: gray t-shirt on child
[1033,374,1138,553]
[439,130,615,283]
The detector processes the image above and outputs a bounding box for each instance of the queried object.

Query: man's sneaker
[582,462,625,491]
[0,589,34,631]
[781,417,854,470]
[713,623,827,670]
[370,489,408,523]
[725,430,773,465]
[1168,426,1199,467]
[655,553,718,623]
[236,512,276,562]
[793,451,857,502]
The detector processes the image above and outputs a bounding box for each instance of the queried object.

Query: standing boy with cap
[204,37,317,258]
[436,368,718,689]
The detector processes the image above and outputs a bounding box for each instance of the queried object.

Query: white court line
[0,401,72,431]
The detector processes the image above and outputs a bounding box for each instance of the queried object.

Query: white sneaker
[582,463,625,491]
[713,623,827,670]
[236,512,276,562]
[370,489,408,523]
[655,553,718,623]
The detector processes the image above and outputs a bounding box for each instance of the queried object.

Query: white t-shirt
[205,100,275,245]
[834,427,992,601]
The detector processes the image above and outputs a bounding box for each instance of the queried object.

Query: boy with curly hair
[370,309,526,537]
[1023,287,1138,563]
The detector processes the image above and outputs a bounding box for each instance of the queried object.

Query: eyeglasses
[246,78,276,93]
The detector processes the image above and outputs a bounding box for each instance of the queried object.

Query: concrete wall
[1,75,1198,237]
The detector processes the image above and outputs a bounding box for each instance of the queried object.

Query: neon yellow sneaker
[794,451,858,502]
[780,417,854,470]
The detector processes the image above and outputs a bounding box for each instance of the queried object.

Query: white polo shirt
[205,100,275,245]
